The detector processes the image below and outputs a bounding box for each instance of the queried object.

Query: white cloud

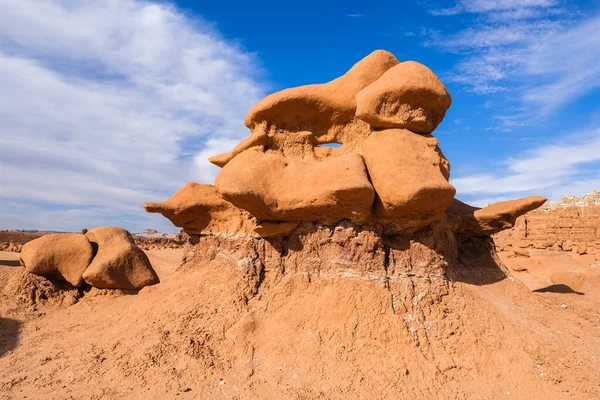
[451,130,600,202]
[428,0,600,119]
[430,0,558,16]
[0,0,265,232]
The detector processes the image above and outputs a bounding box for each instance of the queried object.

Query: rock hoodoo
[145,50,545,239]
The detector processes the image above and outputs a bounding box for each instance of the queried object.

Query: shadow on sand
[0,318,22,357]
[445,235,508,286]
[0,259,22,267]
[533,284,584,295]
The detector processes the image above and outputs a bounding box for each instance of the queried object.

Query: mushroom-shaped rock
[215,148,375,223]
[362,129,456,230]
[244,50,399,130]
[19,233,94,287]
[355,61,451,134]
[143,183,256,235]
[446,196,547,236]
[82,227,159,290]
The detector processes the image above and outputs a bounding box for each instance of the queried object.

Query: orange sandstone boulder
[447,197,547,236]
[355,61,451,134]
[215,148,375,223]
[19,233,94,287]
[244,50,399,130]
[362,129,456,229]
[82,227,159,290]
[143,183,256,235]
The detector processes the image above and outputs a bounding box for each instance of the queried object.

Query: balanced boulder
[355,61,451,134]
[215,148,375,223]
[362,129,456,229]
[19,233,94,287]
[244,50,399,131]
[82,227,159,290]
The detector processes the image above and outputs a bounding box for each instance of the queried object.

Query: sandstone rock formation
[18,227,159,290]
[494,191,600,256]
[142,183,256,235]
[448,196,547,236]
[215,149,375,223]
[355,61,451,133]
[145,49,545,241]
[83,227,159,290]
[19,233,94,287]
[362,129,455,230]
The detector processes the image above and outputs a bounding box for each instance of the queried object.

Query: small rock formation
[494,191,600,257]
[82,227,159,290]
[19,233,94,287]
[18,227,159,290]
[145,50,544,238]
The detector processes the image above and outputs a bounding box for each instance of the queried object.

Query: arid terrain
[1,222,599,399]
[1,50,599,399]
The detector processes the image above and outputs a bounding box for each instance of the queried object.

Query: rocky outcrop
[448,197,547,236]
[355,61,451,133]
[215,149,375,223]
[243,50,399,132]
[18,227,159,290]
[83,227,159,290]
[363,129,455,230]
[145,49,544,241]
[494,192,600,256]
[19,233,94,287]
[143,183,256,235]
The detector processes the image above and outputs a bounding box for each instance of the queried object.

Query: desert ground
[1,233,599,399]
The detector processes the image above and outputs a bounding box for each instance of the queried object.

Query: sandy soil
[1,248,599,399]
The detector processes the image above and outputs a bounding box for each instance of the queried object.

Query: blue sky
[0,0,599,232]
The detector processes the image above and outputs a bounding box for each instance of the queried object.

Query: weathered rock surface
[143,183,256,235]
[252,221,300,238]
[182,219,460,306]
[448,196,547,236]
[362,129,455,230]
[356,61,452,134]
[145,49,546,241]
[19,233,94,287]
[494,192,600,255]
[215,148,375,223]
[82,227,159,290]
[244,50,399,131]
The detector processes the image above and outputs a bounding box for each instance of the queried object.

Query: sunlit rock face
[144,50,545,239]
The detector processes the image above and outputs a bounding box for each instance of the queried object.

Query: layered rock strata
[494,192,600,256]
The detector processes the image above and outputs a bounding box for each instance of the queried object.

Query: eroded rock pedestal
[145,49,547,296]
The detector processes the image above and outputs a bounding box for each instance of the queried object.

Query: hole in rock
[316,142,343,148]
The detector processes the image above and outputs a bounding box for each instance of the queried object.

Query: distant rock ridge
[538,190,600,211]
[494,191,600,257]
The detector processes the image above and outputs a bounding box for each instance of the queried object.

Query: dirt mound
[1,232,599,399]
[2,269,83,313]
